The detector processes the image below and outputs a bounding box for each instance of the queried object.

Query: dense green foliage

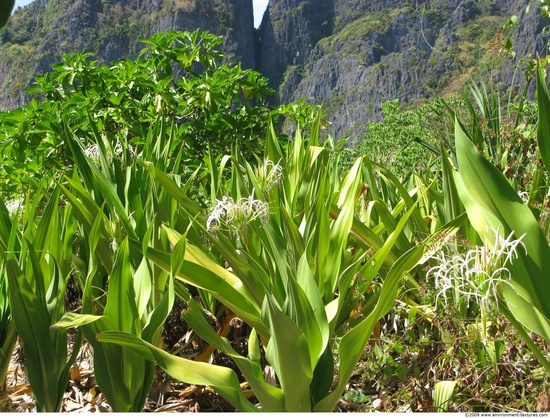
[0,0,256,112]
[0,30,321,200]
[358,98,452,178]
[359,90,540,183]
[1,23,550,413]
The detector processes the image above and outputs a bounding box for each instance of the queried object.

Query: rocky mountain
[257,0,550,141]
[1,0,549,141]
[0,0,256,109]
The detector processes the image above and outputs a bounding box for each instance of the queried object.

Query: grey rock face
[257,0,334,89]
[0,0,256,109]
[257,0,550,142]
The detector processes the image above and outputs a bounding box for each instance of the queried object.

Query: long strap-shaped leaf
[323,157,363,300]
[134,240,268,337]
[314,245,425,411]
[54,312,150,412]
[54,238,168,411]
[97,330,260,412]
[536,61,550,172]
[262,293,313,412]
[454,118,550,340]
[182,298,285,411]
[6,259,65,411]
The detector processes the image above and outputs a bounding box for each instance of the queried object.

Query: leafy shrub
[0,30,277,197]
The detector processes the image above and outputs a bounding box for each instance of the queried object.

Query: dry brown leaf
[69,364,81,383]
[8,384,32,397]
[537,393,549,412]
[178,384,202,398]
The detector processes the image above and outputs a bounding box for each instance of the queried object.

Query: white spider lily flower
[113,141,135,159]
[83,141,134,166]
[4,197,24,216]
[427,227,525,320]
[256,159,283,193]
[83,144,101,164]
[206,194,269,236]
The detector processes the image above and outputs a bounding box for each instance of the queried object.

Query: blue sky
[253,0,269,27]
[14,0,269,27]
[13,0,35,8]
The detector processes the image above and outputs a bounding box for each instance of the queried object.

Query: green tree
[0,30,278,197]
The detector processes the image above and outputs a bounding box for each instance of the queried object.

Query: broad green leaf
[369,160,430,235]
[367,200,409,249]
[182,299,285,411]
[454,118,550,338]
[262,295,312,411]
[86,162,137,240]
[164,228,241,289]
[440,144,464,225]
[57,180,95,230]
[265,118,283,163]
[104,239,140,334]
[61,118,100,197]
[55,284,154,411]
[163,226,263,305]
[296,253,329,351]
[134,257,152,319]
[248,328,261,363]
[314,246,424,412]
[141,162,201,216]
[500,302,550,375]
[324,157,363,299]
[31,187,60,254]
[58,181,114,272]
[500,287,550,341]
[79,319,152,411]
[139,243,268,337]
[293,253,329,366]
[53,312,116,330]
[187,225,266,303]
[97,331,260,412]
[142,275,174,343]
[357,195,421,293]
[6,259,66,412]
[251,221,291,302]
[310,344,334,406]
[434,380,457,412]
[536,61,550,172]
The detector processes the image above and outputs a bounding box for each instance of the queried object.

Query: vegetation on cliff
[0,0,255,110]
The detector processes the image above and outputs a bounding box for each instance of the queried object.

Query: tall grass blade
[97,330,260,412]
[454,118,550,341]
[536,61,550,172]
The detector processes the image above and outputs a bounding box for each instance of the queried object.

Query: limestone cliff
[257,0,550,141]
[0,0,256,109]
